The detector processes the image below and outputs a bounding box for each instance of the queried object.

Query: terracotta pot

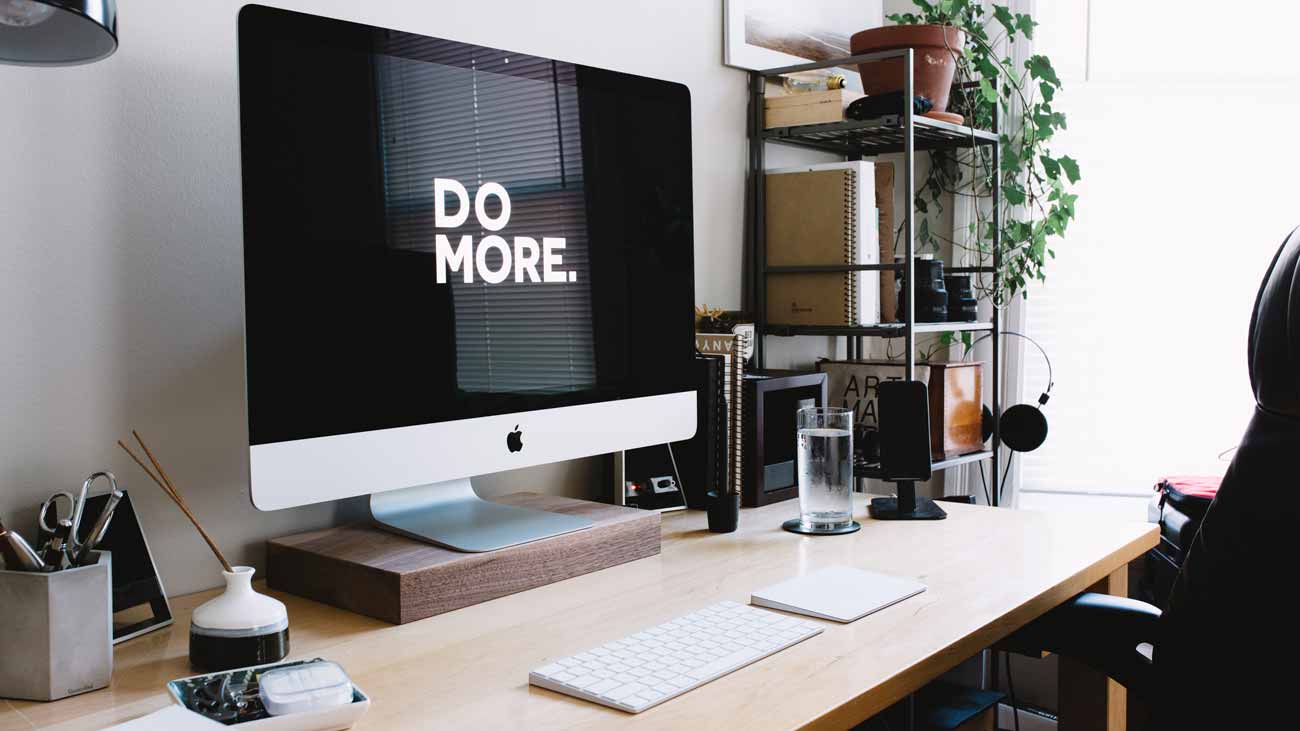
[849,24,965,113]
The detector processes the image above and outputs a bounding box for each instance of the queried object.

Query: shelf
[764,321,993,338]
[855,450,993,480]
[765,264,995,275]
[766,263,901,274]
[761,114,998,156]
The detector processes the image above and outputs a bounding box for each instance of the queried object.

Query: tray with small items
[166,658,369,730]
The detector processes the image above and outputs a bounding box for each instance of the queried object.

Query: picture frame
[723,0,884,82]
[76,490,174,643]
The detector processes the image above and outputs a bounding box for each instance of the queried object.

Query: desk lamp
[0,0,116,65]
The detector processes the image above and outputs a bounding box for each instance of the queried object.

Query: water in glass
[796,407,853,530]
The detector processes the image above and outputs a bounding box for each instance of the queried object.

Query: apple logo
[506,425,523,453]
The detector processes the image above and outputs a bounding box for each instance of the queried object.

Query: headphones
[966,331,1054,453]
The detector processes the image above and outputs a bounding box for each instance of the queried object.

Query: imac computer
[237,6,696,552]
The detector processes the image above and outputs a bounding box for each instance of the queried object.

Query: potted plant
[860,1,1080,352]
[849,23,966,116]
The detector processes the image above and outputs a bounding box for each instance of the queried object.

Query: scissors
[38,471,118,555]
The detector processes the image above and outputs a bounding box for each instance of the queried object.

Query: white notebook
[750,566,926,623]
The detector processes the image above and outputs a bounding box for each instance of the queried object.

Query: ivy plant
[889,0,1079,322]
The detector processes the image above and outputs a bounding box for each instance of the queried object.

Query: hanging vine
[889,0,1079,316]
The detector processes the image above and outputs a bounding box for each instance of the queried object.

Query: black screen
[238,6,695,445]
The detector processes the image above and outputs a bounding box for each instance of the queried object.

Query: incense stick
[117,435,234,573]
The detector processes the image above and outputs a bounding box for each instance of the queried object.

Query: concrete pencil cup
[0,551,112,701]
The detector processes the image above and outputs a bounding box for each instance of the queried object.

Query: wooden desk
[5,497,1156,731]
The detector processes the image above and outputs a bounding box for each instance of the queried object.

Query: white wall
[0,0,799,595]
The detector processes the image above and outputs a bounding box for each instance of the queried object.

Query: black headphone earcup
[982,405,995,443]
[1000,404,1048,452]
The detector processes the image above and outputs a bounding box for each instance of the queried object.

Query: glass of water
[793,406,856,534]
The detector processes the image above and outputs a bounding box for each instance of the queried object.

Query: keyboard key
[605,683,644,701]
[687,648,763,680]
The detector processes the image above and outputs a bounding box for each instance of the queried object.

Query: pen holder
[0,551,112,701]
[706,491,740,533]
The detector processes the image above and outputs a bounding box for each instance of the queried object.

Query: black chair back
[1157,228,1300,727]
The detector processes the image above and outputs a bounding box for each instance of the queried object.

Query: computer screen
[239,6,696,449]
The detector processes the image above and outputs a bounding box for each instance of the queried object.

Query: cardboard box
[817,360,984,460]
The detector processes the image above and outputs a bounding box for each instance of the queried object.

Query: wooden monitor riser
[266,493,660,624]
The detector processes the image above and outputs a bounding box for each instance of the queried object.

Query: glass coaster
[782,518,861,535]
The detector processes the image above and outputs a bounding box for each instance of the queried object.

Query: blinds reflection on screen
[376,46,595,395]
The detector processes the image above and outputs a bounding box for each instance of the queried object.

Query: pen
[42,518,72,571]
[75,487,124,565]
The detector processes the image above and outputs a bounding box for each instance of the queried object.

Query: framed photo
[76,491,174,643]
[724,0,884,83]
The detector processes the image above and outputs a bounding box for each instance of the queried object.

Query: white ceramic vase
[189,566,289,671]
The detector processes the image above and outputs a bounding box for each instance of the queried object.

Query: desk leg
[1058,567,1127,731]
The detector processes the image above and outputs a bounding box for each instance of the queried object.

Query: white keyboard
[529,600,822,713]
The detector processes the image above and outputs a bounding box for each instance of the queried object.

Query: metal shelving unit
[747,49,1006,504]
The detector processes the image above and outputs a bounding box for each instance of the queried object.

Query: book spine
[845,169,858,326]
[729,332,748,495]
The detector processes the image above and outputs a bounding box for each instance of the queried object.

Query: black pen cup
[706,491,740,533]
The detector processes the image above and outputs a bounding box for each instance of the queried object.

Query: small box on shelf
[764,87,863,129]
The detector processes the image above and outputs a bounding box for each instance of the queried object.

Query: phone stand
[868,480,947,520]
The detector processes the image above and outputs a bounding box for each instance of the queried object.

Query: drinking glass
[794,406,855,533]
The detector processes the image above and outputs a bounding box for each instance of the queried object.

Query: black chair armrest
[1003,592,1161,700]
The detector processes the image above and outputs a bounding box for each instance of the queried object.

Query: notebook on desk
[751,566,926,623]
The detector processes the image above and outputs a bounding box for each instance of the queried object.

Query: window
[1018,2,1300,504]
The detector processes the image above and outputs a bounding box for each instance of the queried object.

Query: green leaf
[992,5,1016,35]
[1000,146,1020,174]
[974,54,1000,80]
[1039,80,1055,103]
[1014,13,1038,40]
[1025,55,1060,87]
[978,78,998,104]
[1058,155,1081,183]
[1040,155,1061,180]
[1003,183,1026,205]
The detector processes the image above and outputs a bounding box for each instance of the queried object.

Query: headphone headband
[965,330,1053,403]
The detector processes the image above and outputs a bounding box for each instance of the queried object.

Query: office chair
[1007,228,1300,729]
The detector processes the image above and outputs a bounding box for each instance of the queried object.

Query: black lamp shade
[0,0,117,66]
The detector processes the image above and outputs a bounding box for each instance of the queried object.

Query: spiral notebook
[764,164,879,326]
